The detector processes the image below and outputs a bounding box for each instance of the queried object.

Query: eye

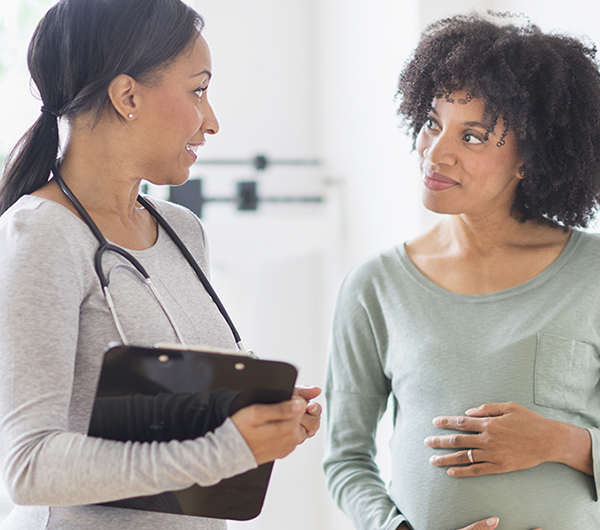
[464,133,483,144]
[194,87,207,100]
[424,117,439,131]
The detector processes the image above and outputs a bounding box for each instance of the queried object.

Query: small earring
[127,113,133,119]
[518,167,525,178]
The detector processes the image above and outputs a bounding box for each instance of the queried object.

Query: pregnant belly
[390,430,600,530]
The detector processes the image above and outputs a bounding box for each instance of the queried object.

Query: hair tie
[40,105,62,117]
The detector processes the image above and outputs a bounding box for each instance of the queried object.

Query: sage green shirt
[324,230,600,530]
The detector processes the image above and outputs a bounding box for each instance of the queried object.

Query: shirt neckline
[23,194,165,256]
[396,229,583,302]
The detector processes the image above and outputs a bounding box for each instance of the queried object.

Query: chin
[168,174,191,187]
[422,196,453,216]
[147,169,191,188]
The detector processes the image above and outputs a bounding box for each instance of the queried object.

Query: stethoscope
[51,164,255,358]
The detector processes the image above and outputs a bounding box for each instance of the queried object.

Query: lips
[422,169,459,191]
[185,144,198,161]
[185,142,204,161]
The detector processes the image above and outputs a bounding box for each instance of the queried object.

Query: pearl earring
[128,113,133,119]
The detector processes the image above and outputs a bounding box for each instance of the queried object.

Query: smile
[185,143,201,161]
[423,169,459,191]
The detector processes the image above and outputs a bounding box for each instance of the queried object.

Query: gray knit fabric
[0,195,257,529]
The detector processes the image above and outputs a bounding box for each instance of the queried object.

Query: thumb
[294,386,322,401]
[464,516,499,529]
[250,399,305,423]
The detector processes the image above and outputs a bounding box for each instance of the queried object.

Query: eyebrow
[190,70,212,79]
[429,107,495,133]
[464,120,493,130]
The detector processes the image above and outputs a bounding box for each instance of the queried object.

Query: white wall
[316,0,422,270]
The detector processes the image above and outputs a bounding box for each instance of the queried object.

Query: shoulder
[574,229,600,250]
[337,245,406,308]
[0,196,94,294]
[342,246,404,289]
[563,230,600,274]
[0,195,95,255]
[564,229,600,262]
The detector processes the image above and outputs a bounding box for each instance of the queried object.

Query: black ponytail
[0,112,59,215]
[0,0,204,216]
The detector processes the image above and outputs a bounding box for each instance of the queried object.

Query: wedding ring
[467,449,475,464]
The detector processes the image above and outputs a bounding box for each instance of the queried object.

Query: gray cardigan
[0,196,256,529]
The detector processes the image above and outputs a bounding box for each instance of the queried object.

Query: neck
[441,214,528,253]
[56,115,145,223]
[433,200,569,253]
[39,114,160,251]
[58,156,143,222]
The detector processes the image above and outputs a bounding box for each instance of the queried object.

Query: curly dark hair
[397,13,600,228]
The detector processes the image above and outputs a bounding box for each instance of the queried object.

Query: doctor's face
[133,34,220,186]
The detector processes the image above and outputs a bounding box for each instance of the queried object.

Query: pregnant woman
[324,13,600,530]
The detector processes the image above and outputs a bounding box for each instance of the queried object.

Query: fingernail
[429,456,438,464]
[465,408,476,414]
[292,399,304,412]
[447,468,456,476]
[424,437,431,445]
[486,517,499,526]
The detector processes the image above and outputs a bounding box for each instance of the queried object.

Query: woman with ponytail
[0,1,320,529]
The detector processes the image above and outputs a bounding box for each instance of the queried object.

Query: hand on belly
[423,401,592,477]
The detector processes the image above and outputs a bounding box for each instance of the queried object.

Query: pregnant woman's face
[415,90,524,219]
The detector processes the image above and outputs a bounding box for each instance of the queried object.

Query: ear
[107,74,139,121]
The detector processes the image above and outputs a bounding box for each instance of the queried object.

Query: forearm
[324,391,406,530]
[3,419,255,506]
[549,420,593,475]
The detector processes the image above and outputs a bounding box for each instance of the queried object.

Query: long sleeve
[323,273,407,530]
[586,428,600,501]
[0,199,257,509]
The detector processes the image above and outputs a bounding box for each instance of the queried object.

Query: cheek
[489,153,520,184]
[176,104,203,136]
[154,97,199,135]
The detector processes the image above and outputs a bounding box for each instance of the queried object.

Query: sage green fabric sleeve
[323,275,407,530]
[587,428,600,501]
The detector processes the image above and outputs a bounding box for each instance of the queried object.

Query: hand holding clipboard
[89,344,308,520]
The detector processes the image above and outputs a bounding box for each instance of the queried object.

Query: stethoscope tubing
[51,164,249,355]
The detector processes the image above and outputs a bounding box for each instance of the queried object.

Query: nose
[421,130,456,167]
[201,98,219,135]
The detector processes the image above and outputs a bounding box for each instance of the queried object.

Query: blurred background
[1,0,599,528]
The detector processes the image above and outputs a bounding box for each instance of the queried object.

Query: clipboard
[88,344,298,520]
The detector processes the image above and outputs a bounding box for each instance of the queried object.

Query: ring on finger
[467,449,475,464]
